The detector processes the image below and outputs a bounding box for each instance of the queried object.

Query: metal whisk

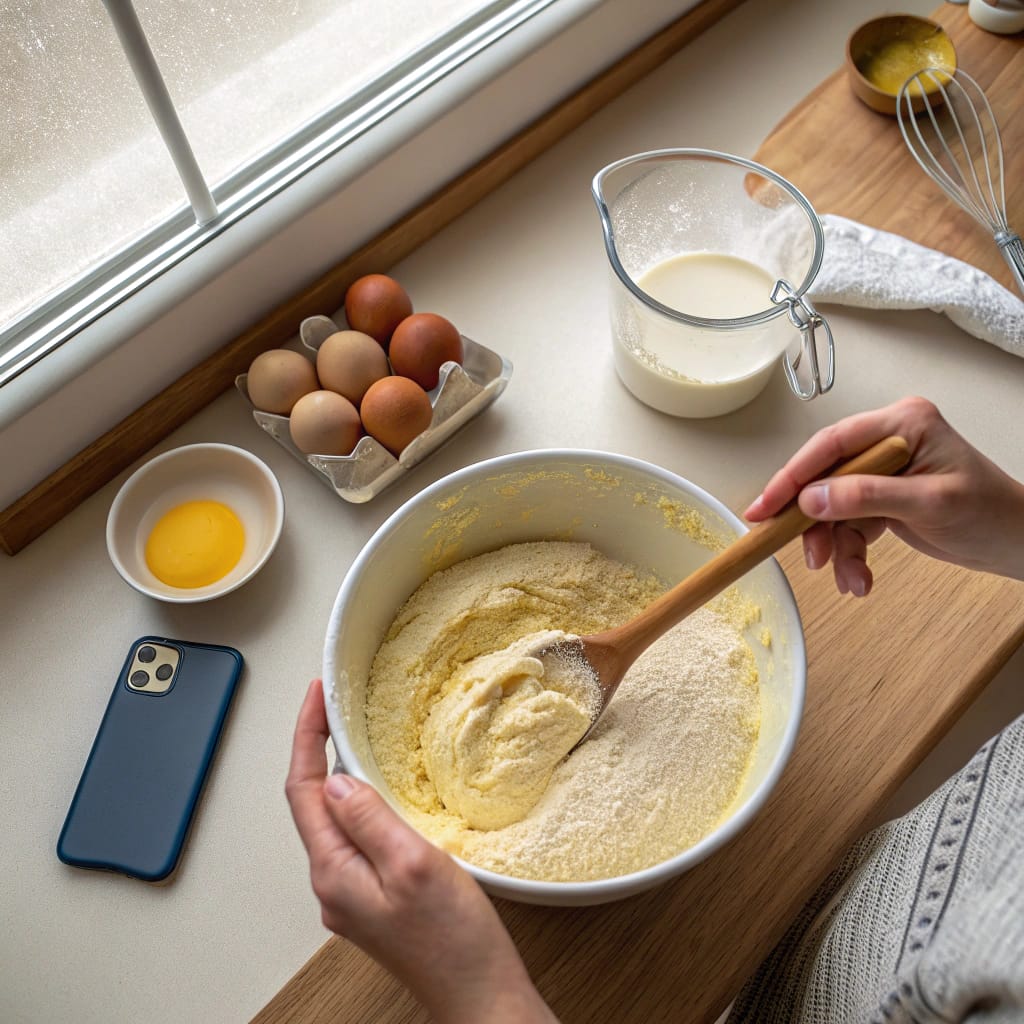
[897,68,1024,298]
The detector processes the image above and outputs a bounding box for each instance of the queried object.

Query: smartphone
[57,636,243,882]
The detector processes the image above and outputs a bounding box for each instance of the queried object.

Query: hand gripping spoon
[540,435,912,746]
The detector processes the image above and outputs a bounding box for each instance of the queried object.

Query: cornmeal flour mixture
[365,540,760,882]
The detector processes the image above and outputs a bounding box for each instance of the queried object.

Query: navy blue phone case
[57,637,243,882]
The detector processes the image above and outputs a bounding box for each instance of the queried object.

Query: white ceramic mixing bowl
[323,450,805,906]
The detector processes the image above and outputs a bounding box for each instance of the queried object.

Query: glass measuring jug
[592,149,835,418]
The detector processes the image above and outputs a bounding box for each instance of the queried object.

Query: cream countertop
[3,0,1024,1020]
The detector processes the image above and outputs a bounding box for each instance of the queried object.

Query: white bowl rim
[106,442,285,604]
[323,448,805,900]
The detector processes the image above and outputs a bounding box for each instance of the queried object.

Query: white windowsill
[0,0,701,510]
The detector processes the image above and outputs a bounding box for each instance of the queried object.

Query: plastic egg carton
[235,314,513,503]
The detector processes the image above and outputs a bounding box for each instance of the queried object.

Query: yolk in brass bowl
[846,15,957,116]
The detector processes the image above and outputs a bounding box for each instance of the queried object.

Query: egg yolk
[145,500,245,589]
[860,33,956,96]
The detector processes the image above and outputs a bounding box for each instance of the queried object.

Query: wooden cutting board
[754,4,1023,292]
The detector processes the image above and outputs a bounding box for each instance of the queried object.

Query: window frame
[0,0,588,392]
[0,0,718,524]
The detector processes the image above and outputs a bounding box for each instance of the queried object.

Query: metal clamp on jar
[593,149,835,418]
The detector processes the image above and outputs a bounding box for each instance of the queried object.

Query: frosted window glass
[1,2,189,326]
[137,0,494,188]
[2,0,495,333]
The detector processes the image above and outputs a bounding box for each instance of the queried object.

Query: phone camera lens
[155,663,174,681]
[130,670,150,687]
[137,646,156,663]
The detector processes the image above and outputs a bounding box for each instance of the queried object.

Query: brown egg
[316,330,390,404]
[388,313,464,390]
[360,376,433,455]
[247,349,318,415]
[344,274,413,348]
[289,390,362,456]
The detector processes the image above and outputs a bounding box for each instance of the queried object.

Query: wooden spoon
[540,435,912,744]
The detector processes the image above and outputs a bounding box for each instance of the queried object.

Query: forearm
[979,468,1024,582]
[424,959,558,1024]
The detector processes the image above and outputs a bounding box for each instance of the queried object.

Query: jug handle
[772,279,836,401]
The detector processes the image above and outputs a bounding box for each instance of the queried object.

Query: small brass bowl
[846,15,958,117]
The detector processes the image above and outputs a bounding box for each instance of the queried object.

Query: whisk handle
[996,231,1024,299]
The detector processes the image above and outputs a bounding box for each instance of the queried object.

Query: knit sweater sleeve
[728,715,1024,1024]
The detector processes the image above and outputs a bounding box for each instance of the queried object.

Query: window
[2,0,565,387]
[0,0,702,513]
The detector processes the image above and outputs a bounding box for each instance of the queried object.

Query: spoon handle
[604,435,912,664]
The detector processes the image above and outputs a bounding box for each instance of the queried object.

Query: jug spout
[591,148,834,417]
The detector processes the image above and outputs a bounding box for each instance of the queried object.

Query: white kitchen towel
[811,214,1024,358]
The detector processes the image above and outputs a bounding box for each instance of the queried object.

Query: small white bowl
[323,450,805,906]
[107,443,284,603]
[968,0,1024,34]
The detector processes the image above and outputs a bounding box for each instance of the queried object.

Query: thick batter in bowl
[323,450,805,906]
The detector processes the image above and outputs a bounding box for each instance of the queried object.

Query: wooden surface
[256,536,1024,1024]
[0,0,746,557]
[754,3,1023,293]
